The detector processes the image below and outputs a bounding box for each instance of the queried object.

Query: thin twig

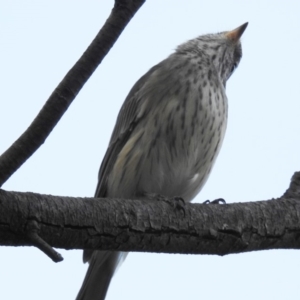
[26,220,63,262]
[0,0,145,187]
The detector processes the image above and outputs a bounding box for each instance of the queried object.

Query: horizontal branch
[1,172,300,261]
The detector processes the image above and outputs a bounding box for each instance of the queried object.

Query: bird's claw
[203,198,226,205]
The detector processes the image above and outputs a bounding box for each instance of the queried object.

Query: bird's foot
[143,192,167,201]
[203,198,226,205]
[144,193,186,215]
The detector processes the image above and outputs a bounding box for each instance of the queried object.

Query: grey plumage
[76,23,247,300]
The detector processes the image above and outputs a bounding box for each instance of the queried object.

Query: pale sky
[1,1,300,299]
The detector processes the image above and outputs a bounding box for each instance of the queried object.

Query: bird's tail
[76,251,126,300]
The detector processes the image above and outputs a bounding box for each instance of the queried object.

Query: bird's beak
[225,22,248,42]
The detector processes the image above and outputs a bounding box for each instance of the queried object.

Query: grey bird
[76,22,248,300]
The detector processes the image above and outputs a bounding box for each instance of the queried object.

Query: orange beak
[225,22,248,42]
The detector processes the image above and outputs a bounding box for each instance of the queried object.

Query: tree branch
[1,172,300,261]
[0,0,145,187]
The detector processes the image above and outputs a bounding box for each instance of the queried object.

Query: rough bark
[1,172,300,262]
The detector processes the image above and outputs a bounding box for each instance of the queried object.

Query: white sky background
[1,1,300,299]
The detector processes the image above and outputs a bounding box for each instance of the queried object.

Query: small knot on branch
[283,171,300,199]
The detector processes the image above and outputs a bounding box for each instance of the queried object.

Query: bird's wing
[83,64,159,262]
[83,63,162,263]
[94,63,161,198]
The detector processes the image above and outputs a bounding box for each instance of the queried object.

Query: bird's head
[177,23,248,86]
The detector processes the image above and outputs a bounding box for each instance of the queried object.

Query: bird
[76,22,248,300]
